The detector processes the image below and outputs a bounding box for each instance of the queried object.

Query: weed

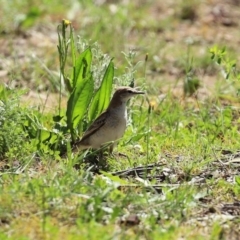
[0,84,35,163]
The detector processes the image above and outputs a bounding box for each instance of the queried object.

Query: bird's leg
[108,142,127,157]
[109,143,114,155]
[98,148,104,160]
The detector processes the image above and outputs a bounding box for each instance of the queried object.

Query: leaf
[235,176,240,186]
[38,129,51,143]
[221,46,226,54]
[53,115,64,122]
[67,73,94,131]
[88,61,114,122]
[67,48,94,133]
[36,129,60,151]
[72,48,92,88]
[217,57,222,65]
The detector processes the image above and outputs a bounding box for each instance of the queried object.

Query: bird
[72,86,145,154]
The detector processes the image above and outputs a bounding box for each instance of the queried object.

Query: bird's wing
[79,111,109,143]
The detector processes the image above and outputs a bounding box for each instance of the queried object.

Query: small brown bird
[73,86,144,153]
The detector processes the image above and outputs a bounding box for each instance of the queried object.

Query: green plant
[19,20,115,157]
[57,20,115,147]
[0,84,34,162]
[23,20,143,158]
[183,47,201,97]
[210,46,240,93]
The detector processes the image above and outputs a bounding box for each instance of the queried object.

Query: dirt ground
[1,0,240,110]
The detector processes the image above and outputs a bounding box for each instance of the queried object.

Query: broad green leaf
[38,129,51,144]
[38,129,58,144]
[88,61,114,122]
[72,48,92,87]
[67,48,93,133]
[67,73,94,131]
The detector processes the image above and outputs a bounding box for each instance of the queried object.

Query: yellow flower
[148,100,156,114]
[145,53,148,62]
[63,19,71,26]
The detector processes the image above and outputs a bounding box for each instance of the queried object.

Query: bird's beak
[134,90,145,95]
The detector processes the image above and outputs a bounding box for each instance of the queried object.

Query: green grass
[1,0,240,239]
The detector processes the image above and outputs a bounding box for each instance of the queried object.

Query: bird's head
[114,87,145,103]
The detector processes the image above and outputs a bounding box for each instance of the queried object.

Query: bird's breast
[106,109,127,138]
